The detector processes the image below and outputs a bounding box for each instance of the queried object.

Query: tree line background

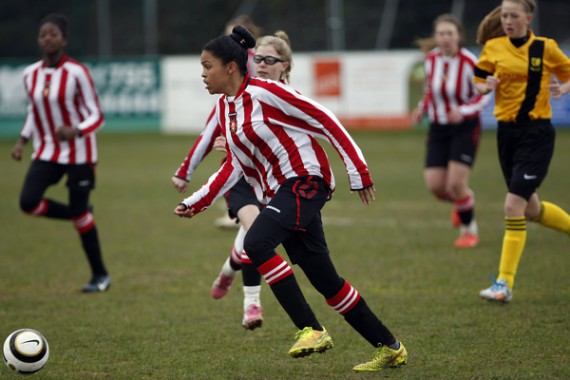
[1,0,568,59]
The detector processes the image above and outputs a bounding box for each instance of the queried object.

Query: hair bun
[230,25,256,50]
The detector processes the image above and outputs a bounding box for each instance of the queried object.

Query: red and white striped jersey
[420,47,490,124]
[20,54,104,164]
[182,75,371,213]
[173,107,222,181]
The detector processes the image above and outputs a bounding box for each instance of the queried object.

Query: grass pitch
[1,129,569,379]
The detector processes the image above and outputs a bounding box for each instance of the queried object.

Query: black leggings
[20,160,92,219]
[244,212,344,299]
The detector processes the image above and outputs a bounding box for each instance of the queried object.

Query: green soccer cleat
[288,326,333,358]
[353,342,408,372]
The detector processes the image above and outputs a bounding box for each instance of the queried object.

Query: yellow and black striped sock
[536,201,570,235]
[498,216,527,289]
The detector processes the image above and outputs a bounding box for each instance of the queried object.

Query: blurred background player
[175,25,407,372]
[11,13,110,293]
[474,0,570,302]
[412,14,490,248]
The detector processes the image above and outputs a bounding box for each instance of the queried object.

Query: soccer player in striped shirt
[474,0,570,302]
[174,26,407,372]
[172,31,295,331]
[412,14,490,248]
[11,14,110,293]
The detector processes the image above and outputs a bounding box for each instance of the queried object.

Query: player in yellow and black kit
[473,0,570,302]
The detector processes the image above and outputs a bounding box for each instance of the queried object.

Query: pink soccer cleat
[242,304,263,330]
[211,272,235,299]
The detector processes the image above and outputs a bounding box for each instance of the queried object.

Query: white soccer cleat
[479,278,512,303]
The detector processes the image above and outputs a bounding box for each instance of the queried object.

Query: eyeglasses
[253,55,284,65]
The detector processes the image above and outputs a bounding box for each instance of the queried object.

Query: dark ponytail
[203,25,256,75]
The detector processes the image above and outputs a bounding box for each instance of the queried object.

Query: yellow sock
[498,217,527,289]
[536,201,570,235]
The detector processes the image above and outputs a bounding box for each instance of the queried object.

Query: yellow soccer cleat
[353,342,408,372]
[288,326,333,358]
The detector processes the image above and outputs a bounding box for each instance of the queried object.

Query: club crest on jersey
[530,57,542,72]
[228,112,238,134]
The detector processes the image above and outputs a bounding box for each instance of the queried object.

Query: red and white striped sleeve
[69,61,104,135]
[251,80,372,190]
[180,152,243,214]
[457,49,492,117]
[20,109,35,140]
[457,91,491,118]
[173,107,222,181]
[20,67,39,140]
[419,54,435,113]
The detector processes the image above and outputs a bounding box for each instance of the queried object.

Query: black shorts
[263,176,330,231]
[497,120,555,200]
[425,117,481,168]
[224,176,261,218]
[261,176,331,263]
[25,160,96,191]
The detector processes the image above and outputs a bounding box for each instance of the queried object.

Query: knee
[425,179,444,194]
[524,207,541,221]
[69,205,87,219]
[426,180,449,200]
[432,189,452,201]
[19,195,40,214]
[503,189,534,217]
[503,203,520,216]
[243,233,266,258]
[503,201,527,217]
[446,182,465,200]
[243,233,277,265]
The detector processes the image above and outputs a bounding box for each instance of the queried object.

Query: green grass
[1,129,569,379]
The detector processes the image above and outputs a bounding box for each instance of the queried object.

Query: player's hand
[55,125,79,141]
[171,176,189,194]
[174,203,195,218]
[485,75,500,92]
[11,141,24,161]
[447,109,464,124]
[411,107,424,125]
[546,79,568,99]
[213,136,227,152]
[355,185,376,205]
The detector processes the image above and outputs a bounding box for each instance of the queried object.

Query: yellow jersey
[474,31,570,122]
